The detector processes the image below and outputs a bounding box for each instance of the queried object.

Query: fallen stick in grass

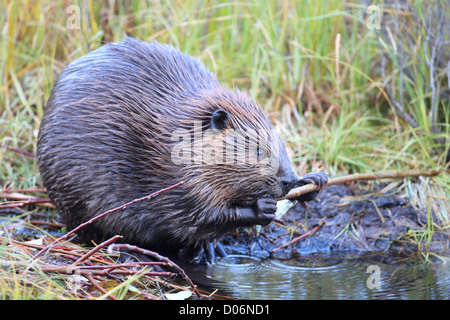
[25,181,196,299]
[0,199,53,210]
[0,144,36,158]
[108,243,202,298]
[71,235,123,267]
[32,181,184,261]
[1,187,47,193]
[84,273,118,300]
[0,196,54,210]
[0,190,53,209]
[3,236,187,299]
[272,220,326,253]
[278,169,444,201]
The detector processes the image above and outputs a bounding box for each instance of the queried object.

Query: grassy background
[1,0,448,206]
[0,0,449,297]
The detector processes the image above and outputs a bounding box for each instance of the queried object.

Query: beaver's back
[38,38,217,236]
[37,37,291,257]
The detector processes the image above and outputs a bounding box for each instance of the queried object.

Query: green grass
[0,224,70,299]
[0,0,449,299]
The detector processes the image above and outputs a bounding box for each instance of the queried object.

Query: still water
[205,253,449,299]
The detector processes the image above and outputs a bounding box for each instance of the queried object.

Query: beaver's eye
[257,148,266,159]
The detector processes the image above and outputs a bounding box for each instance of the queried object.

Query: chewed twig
[279,169,444,201]
[272,169,444,252]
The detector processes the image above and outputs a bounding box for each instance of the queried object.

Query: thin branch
[71,235,123,267]
[108,243,202,298]
[272,220,325,253]
[1,187,47,193]
[0,198,53,210]
[0,144,35,158]
[32,181,184,261]
[4,237,112,264]
[279,169,444,201]
[85,273,118,300]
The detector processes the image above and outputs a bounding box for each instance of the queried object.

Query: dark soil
[222,184,449,259]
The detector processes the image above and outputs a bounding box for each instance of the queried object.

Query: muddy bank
[2,183,448,261]
[222,184,449,259]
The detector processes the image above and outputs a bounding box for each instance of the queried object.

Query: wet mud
[222,184,448,259]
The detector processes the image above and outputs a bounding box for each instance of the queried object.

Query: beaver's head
[170,88,298,234]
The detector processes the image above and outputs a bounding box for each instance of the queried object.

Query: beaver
[37,37,327,263]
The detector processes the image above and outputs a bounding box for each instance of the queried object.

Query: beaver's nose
[280,172,298,196]
[281,178,294,191]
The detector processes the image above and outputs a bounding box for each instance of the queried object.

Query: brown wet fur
[37,37,302,261]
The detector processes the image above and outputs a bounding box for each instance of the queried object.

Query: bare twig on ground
[71,235,123,267]
[9,181,193,300]
[0,144,36,158]
[85,273,118,300]
[32,181,184,261]
[108,243,202,298]
[0,198,53,210]
[1,187,47,193]
[1,235,183,299]
[272,220,325,253]
[0,191,54,209]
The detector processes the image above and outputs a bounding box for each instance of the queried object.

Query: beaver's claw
[293,172,328,203]
[179,241,227,264]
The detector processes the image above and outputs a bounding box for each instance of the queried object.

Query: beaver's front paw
[253,197,277,225]
[293,172,328,202]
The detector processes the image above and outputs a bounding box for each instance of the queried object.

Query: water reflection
[205,253,449,300]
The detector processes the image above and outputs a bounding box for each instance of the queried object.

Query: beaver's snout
[280,175,297,196]
[278,167,298,198]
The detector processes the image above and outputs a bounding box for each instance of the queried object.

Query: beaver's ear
[211,109,230,130]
